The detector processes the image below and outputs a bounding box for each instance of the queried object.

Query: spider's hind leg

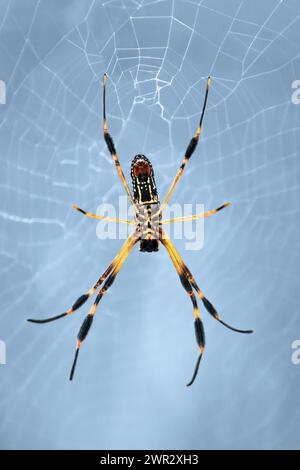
[27,257,117,324]
[160,233,205,387]
[27,291,97,324]
[163,232,253,334]
[27,234,138,324]
[69,232,139,380]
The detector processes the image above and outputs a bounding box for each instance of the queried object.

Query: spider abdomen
[136,203,161,252]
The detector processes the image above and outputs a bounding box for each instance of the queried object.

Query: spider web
[0,0,300,450]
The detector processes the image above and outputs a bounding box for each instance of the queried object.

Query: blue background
[0,0,300,450]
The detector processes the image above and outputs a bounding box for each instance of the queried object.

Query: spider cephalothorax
[131,154,159,205]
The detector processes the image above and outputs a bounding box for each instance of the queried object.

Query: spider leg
[69,231,139,380]
[102,74,137,210]
[160,233,205,387]
[159,76,211,215]
[161,202,231,225]
[72,204,134,225]
[161,230,253,334]
[27,233,138,324]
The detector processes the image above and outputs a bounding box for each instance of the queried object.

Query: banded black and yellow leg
[159,76,211,215]
[160,234,205,387]
[27,267,113,325]
[27,234,138,324]
[161,202,231,225]
[69,232,139,380]
[102,74,137,211]
[162,230,253,334]
[72,204,134,225]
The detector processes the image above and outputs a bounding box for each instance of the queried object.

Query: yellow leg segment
[161,202,231,224]
[72,204,134,225]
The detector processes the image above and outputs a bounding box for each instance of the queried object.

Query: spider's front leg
[102,74,137,211]
[159,76,211,215]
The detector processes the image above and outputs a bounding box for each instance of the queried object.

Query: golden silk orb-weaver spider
[28,74,253,386]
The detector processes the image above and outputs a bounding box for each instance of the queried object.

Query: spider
[28,74,253,386]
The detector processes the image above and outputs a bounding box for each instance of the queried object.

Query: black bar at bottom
[0,449,298,464]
